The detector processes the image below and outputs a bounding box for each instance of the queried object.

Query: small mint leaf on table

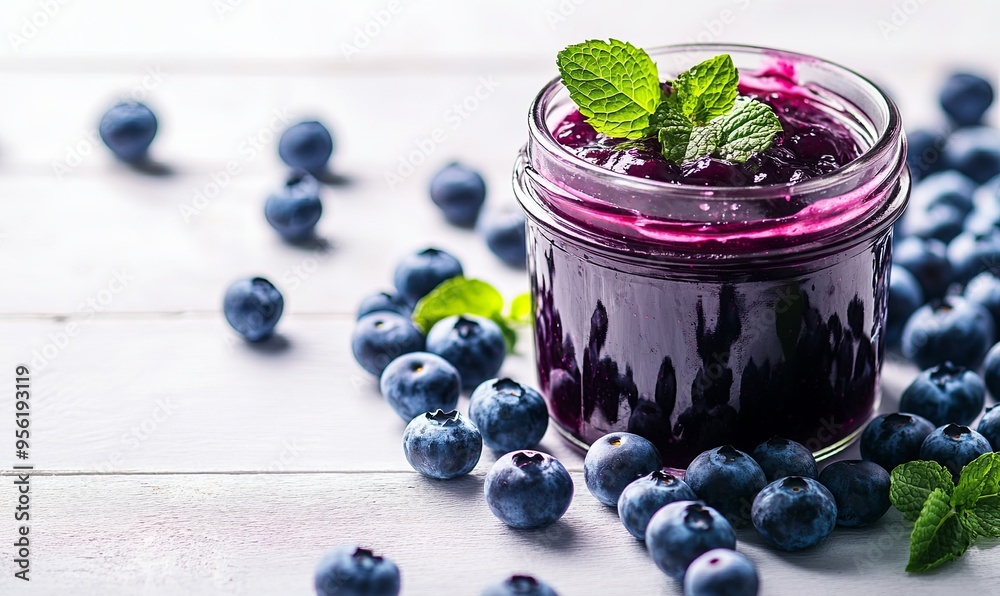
[906,488,974,572]
[506,292,532,326]
[556,39,662,139]
[412,277,529,353]
[953,452,1000,537]
[890,460,954,522]
[671,53,739,125]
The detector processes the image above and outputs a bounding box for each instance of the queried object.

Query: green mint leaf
[955,453,1000,537]
[557,39,662,139]
[890,460,955,522]
[490,314,518,353]
[711,97,784,162]
[906,488,974,572]
[672,54,739,125]
[684,121,722,162]
[507,292,533,326]
[412,277,521,352]
[656,107,694,163]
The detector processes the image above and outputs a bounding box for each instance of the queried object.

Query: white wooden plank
[0,471,996,595]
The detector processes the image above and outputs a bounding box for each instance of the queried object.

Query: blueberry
[893,236,953,300]
[314,546,400,596]
[429,162,487,227]
[945,126,1000,184]
[817,460,891,528]
[278,120,333,173]
[380,352,461,422]
[939,72,994,127]
[683,549,759,596]
[645,501,736,580]
[98,101,157,163]
[948,227,1000,285]
[357,291,412,319]
[910,171,976,215]
[264,170,323,241]
[480,208,527,268]
[617,470,697,540]
[484,451,573,529]
[860,412,936,471]
[905,128,947,180]
[899,202,965,244]
[750,437,818,482]
[901,296,994,370]
[351,312,425,377]
[919,423,992,479]
[393,248,464,305]
[751,477,837,551]
[583,432,663,507]
[965,176,1000,234]
[899,362,986,426]
[481,575,558,596]
[984,343,1000,400]
[964,273,1000,331]
[402,409,481,479]
[887,266,925,346]
[685,445,766,528]
[222,277,283,342]
[469,378,548,453]
[976,405,1000,449]
[427,315,506,391]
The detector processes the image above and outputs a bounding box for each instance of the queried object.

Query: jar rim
[527,42,902,200]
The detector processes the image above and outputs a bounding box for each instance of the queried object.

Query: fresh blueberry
[965,176,1000,235]
[899,362,986,426]
[860,412,936,471]
[98,101,157,163]
[357,291,412,319]
[314,546,400,596]
[480,208,527,268]
[481,575,559,596]
[685,445,766,528]
[939,72,994,127]
[351,312,425,377]
[380,352,461,422]
[427,315,506,391]
[948,227,1000,285]
[901,296,995,370]
[583,432,663,507]
[984,343,1000,400]
[683,549,759,596]
[278,120,334,173]
[645,501,736,580]
[750,437,818,482]
[919,423,992,479]
[910,171,976,215]
[893,236,953,300]
[484,451,573,529]
[264,170,323,241]
[429,162,487,227]
[964,272,1000,331]
[817,460,891,528]
[468,378,548,453]
[223,277,284,342]
[402,409,481,479]
[751,477,837,551]
[887,266,925,346]
[976,405,1000,450]
[617,470,697,540]
[393,248,464,305]
[905,128,947,180]
[899,202,965,244]
[945,126,1000,184]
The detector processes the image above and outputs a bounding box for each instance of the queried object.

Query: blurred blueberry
[469,378,548,453]
[945,126,1000,184]
[910,170,976,215]
[99,101,157,163]
[481,575,559,596]
[427,315,506,391]
[685,445,767,528]
[965,175,1000,234]
[314,546,400,596]
[860,412,936,471]
[380,352,461,422]
[818,460,891,528]
[901,296,994,370]
[899,202,965,244]
[750,436,818,482]
[429,162,487,227]
[356,291,411,319]
[939,72,994,127]
[264,170,323,241]
[905,128,947,181]
[894,236,953,300]
[751,477,837,551]
[645,501,736,580]
[278,120,333,173]
[480,208,527,268]
[583,432,663,507]
[899,362,986,426]
[402,409,482,479]
[351,312,425,377]
[965,272,1000,330]
[617,470,697,540]
[484,451,573,528]
[393,248,463,305]
[887,266,925,346]
[223,277,283,342]
[920,423,992,479]
[683,549,759,596]
[948,227,1000,284]
[976,405,1000,450]
[984,343,1000,400]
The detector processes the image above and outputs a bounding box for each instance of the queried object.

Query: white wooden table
[1,1,999,594]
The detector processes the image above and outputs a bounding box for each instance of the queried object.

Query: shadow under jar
[513,44,909,469]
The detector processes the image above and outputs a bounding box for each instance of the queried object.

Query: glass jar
[513,44,909,468]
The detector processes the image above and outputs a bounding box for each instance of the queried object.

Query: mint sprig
[411,277,530,352]
[890,452,1000,573]
[556,40,782,164]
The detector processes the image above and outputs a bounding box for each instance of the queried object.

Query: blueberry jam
[516,48,908,468]
[555,77,862,187]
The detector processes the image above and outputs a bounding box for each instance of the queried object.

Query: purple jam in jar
[513,45,909,468]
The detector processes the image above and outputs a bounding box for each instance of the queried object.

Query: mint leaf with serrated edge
[411,277,530,353]
[556,39,662,139]
[656,107,693,163]
[954,452,1000,537]
[710,97,784,162]
[906,487,975,572]
[890,460,954,522]
[672,53,739,125]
